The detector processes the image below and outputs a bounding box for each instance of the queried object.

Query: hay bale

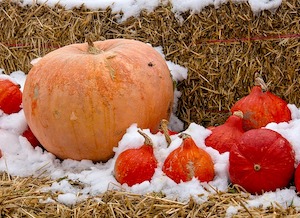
[1,172,299,217]
[0,0,299,128]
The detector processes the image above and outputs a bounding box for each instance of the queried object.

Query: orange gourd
[231,74,291,131]
[22,127,41,148]
[229,128,295,194]
[205,111,244,154]
[22,39,174,161]
[114,130,157,186]
[0,79,22,114]
[162,134,215,183]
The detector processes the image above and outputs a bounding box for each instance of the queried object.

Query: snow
[1,0,299,214]
[226,206,240,217]
[248,0,282,14]
[10,0,282,22]
[57,193,81,206]
[246,188,300,209]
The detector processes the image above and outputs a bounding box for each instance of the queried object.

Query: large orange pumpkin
[22,39,174,162]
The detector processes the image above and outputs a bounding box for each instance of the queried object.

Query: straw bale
[0,0,299,127]
[1,172,300,217]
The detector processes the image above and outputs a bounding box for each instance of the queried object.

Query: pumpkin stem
[87,38,102,55]
[179,133,191,140]
[138,130,153,146]
[254,72,268,92]
[160,119,172,147]
[232,110,243,118]
[253,164,261,171]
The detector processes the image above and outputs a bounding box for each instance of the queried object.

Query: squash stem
[138,130,153,146]
[160,119,172,147]
[253,164,261,171]
[232,110,243,118]
[87,38,102,55]
[179,133,191,140]
[254,72,268,92]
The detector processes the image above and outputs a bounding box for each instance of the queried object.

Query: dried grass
[1,172,300,217]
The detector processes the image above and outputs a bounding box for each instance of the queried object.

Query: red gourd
[294,164,300,192]
[22,127,41,148]
[162,134,215,183]
[205,111,244,154]
[0,79,22,114]
[230,74,291,131]
[229,128,295,194]
[114,130,157,186]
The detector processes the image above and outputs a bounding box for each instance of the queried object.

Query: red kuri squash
[229,128,295,194]
[230,74,291,131]
[22,127,41,148]
[205,111,244,154]
[0,79,22,114]
[114,130,157,186]
[163,134,215,183]
[22,39,174,161]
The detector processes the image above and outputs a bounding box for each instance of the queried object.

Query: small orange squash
[231,74,291,131]
[162,134,215,183]
[22,127,41,148]
[0,79,22,114]
[22,39,174,161]
[205,111,244,154]
[114,130,157,186]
